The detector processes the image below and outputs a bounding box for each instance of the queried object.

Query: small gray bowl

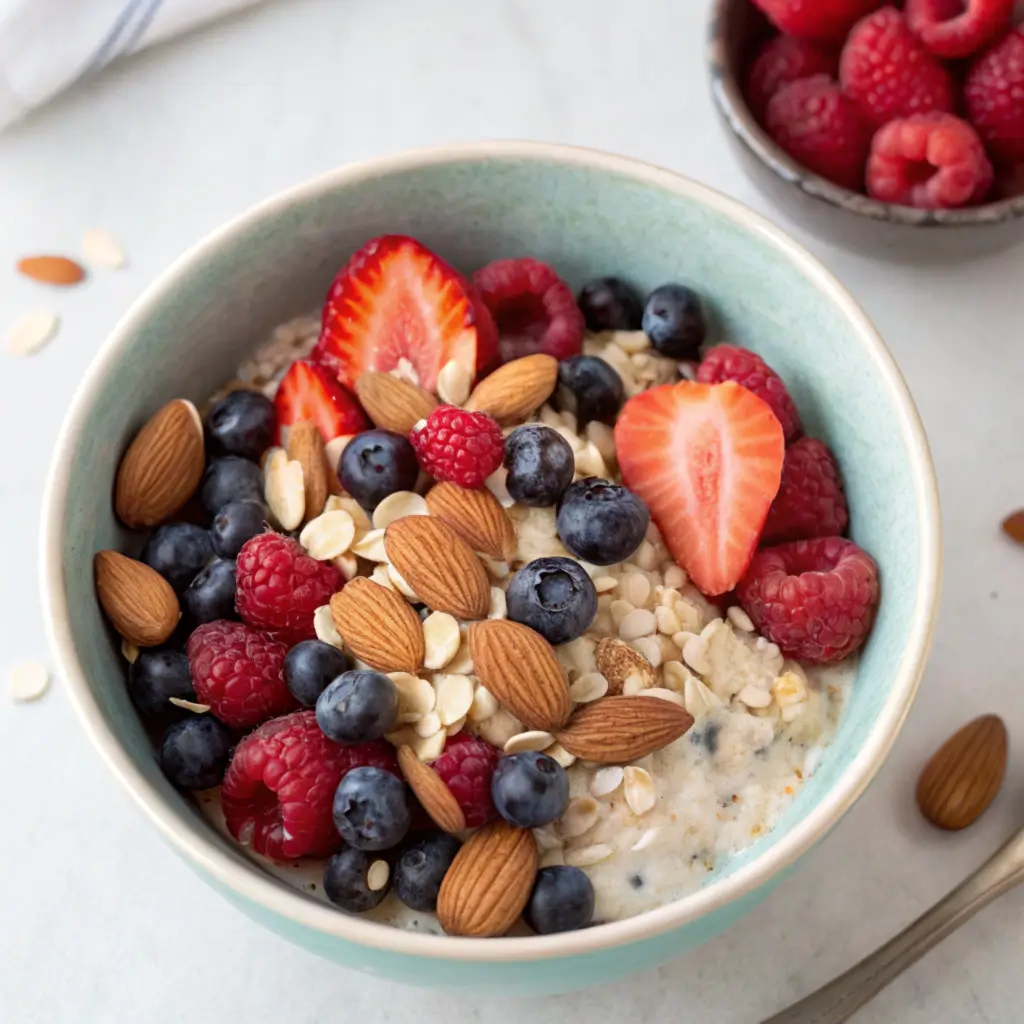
[707,0,1024,262]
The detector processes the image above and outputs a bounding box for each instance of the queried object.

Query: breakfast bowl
[40,141,940,994]
[707,0,1024,263]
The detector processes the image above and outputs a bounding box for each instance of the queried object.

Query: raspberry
[737,537,880,664]
[186,620,296,729]
[840,7,955,128]
[751,0,884,43]
[866,113,995,208]
[235,533,342,644]
[696,344,803,443]
[471,258,584,364]
[430,733,501,829]
[765,76,872,191]
[905,0,1015,60]
[409,405,504,488]
[762,438,849,545]
[746,35,840,122]
[221,710,399,860]
[965,28,1024,167]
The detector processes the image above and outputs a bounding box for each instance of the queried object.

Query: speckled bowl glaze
[707,0,1024,263]
[40,142,940,995]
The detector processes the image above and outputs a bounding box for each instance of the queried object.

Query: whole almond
[94,550,179,647]
[425,481,516,561]
[356,372,438,434]
[437,821,538,937]
[17,255,86,286]
[397,745,466,833]
[464,354,558,424]
[115,399,205,528]
[555,695,694,764]
[468,620,571,732]
[385,517,490,620]
[916,714,1008,831]
[287,420,329,522]
[595,637,657,696]
[1001,510,1024,545]
[329,578,425,673]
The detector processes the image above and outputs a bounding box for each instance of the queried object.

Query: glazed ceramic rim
[706,0,1024,228]
[40,140,941,963]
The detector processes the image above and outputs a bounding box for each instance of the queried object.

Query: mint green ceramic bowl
[40,142,940,995]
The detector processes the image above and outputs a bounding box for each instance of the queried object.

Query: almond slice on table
[114,399,205,528]
[437,821,539,937]
[16,255,86,286]
[555,695,694,764]
[384,516,490,620]
[329,579,425,673]
[397,745,466,834]
[355,372,438,435]
[468,619,572,733]
[595,637,656,696]
[287,420,330,522]
[424,481,517,562]
[464,354,559,424]
[94,551,180,647]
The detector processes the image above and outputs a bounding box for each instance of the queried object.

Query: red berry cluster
[747,2,1024,209]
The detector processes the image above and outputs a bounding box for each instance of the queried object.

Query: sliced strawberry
[312,235,499,393]
[614,381,785,596]
[274,360,369,445]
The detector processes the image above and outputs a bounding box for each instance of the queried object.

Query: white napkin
[0,0,266,132]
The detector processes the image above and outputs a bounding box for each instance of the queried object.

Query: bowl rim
[706,0,1024,227]
[40,139,941,963]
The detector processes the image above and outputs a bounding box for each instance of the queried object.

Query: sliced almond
[558,796,600,838]
[488,587,507,620]
[82,229,126,269]
[329,579,424,673]
[422,612,462,671]
[543,741,576,768]
[114,400,205,528]
[503,730,556,754]
[415,712,443,737]
[16,254,85,286]
[386,563,419,601]
[464,354,558,423]
[299,509,356,561]
[437,358,473,406]
[437,822,538,937]
[595,637,656,696]
[569,672,608,704]
[433,673,475,727]
[424,481,517,562]
[385,517,490,620]
[468,620,571,733]
[94,551,179,647]
[313,605,344,648]
[6,310,60,356]
[623,766,656,816]
[351,528,387,562]
[555,695,694,764]
[287,420,330,523]
[356,372,438,434]
[468,684,498,723]
[168,697,211,714]
[412,729,448,762]
[372,490,428,531]
[388,672,436,717]
[324,494,373,533]
[590,766,624,798]
[398,745,466,833]
[264,448,305,531]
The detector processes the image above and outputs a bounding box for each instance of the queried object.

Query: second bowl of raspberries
[708,0,1024,260]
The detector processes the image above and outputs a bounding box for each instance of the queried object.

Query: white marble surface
[2,2,1023,1021]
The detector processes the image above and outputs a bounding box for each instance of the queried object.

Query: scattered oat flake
[16,255,85,286]
[6,310,60,356]
[631,828,660,852]
[623,766,656,816]
[82,229,126,269]
[121,638,140,664]
[565,843,614,868]
[367,859,390,892]
[591,766,624,798]
[1002,510,1024,544]
[168,697,211,714]
[559,796,600,838]
[503,730,556,754]
[8,660,50,702]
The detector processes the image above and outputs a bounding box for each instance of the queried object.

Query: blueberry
[556,478,649,566]
[554,355,624,427]
[332,766,410,851]
[284,640,352,708]
[316,669,398,742]
[339,429,419,511]
[525,866,595,934]
[205,390,276,461]
[503,425,575,508]
[210,500,268,558]
[128,650,196,720]
[140,523,213,593]
[576,277,643,333]
[323,846,391,913]
[506,557,597,645]
[183,558,237,624]
[159,716,233,789]
[491,752,569,829]
[393,831,461,912]
[200,456,264,517]
[642,283,707,359]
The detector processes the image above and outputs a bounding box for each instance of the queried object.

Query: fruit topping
[323,845,391,912]
[205,389,276,461]
[503,424,575,507]
[506,557,598,646]
[316,669,399,743]
[128,649,197,720]
[751,0,885,44]
[763,437,849,544]
[905,0,1015,60]
[199,456,264,519]
[140,522,214,594]
[746,34,840,121]
[332,765,411,851]
[283,638,352,707]
[430,733,502,829]
[525,865,595,934]
[159,716,233,790]
[209,500,268,559]
[393,831,462,912]
[576,277,644,333]
[491,751,570,829]
[641,284,708,360]
[409,405,505,489]
[964,28,1024,167]
[338,428,420,511]
[183,558,237,625]
[554,354,625,427]
[615,381,785,596]
[555,477,650,567]
[273,359,368,447]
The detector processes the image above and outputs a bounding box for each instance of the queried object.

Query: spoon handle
[762,829,1024,1024]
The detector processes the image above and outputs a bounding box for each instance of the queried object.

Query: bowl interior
[45,146,936,954]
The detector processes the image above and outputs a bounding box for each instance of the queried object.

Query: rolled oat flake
[8,659,50,702]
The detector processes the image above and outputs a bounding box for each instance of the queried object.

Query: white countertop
[2,2,1022,1021]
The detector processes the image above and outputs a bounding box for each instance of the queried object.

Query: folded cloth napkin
[0,0,266,132]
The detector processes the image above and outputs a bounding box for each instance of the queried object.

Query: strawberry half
[615,381,785,596]
[274,360,369,445]
[312,235,499,393]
